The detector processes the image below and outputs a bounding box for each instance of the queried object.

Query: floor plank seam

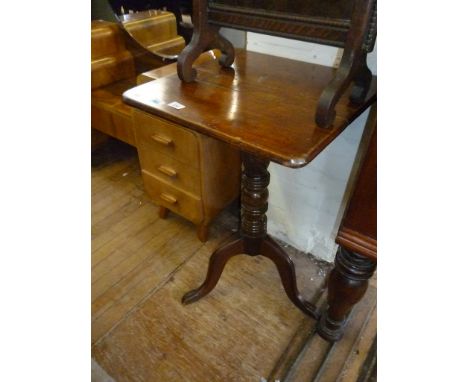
[337,301,377,381]
[279,328,317,382]
[267,283,327,381]
[91,213,177,271]
[92,235,195,328]
[91,205,160,253]
[92,232,236,347]
[91,141,376,381]
[311,293,376,382]
[356,336,377,382]
[280,298,328,382]
[312,341,336,382]
[91,223,185,305]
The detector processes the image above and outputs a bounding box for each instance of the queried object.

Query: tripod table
[123,49,376,335]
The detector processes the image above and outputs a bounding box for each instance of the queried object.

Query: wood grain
[135,110,200,168]
[124,49,376,167]
[137,149,202,194]
[120,10,185,57]
[91,140,376,381]
[133,86,240,241]
[284,285,376,382]
[336,126,377,260]
[91,20,137,146]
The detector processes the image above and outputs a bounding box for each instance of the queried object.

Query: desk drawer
[138,146,201,195]
[134,110,199,167]
[142,170,203,224]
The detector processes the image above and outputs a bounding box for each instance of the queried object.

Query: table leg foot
[182,234,320,319]
[182,237,243,305]
[317,246,376,341]
[261,236,321,319]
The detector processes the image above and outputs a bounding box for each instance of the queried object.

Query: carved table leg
[317,246,376,342]
[182,238,243,304]
[182,152,320,320]
[177,0,235,82]
[261,236,320,318]
[315,0,376,128]
[350,54,372,104]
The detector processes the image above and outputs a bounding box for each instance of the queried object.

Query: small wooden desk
[123,49,376,338]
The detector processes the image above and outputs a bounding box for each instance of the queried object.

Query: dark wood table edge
[123,86,376,168]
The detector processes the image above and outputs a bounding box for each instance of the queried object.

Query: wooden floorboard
[91,139,377,382]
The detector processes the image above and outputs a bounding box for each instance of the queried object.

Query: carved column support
[181,151,320,319]
[177,0,235,82]
[317,246,376,342]
[315,0,376,128]
[241,153,270,255]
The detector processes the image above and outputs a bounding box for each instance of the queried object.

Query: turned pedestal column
[122,49,377,343]
[182,152,320,320]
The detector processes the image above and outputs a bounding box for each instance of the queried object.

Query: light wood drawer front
[111,112,136,146]
[135,110,199,167]
[142,170,203,224]
[138,146,201,195]
[91,105,114,136]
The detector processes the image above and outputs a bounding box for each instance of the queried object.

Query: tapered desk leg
[196,223,210,243]
[182,152,320,320]
[159,206,169,219]
[317,246,376,342]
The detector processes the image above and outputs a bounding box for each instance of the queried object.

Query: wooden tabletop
[123,49,376,168]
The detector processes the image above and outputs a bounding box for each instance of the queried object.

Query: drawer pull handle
[160,193,177,204]
[151,134,173,146]
[157,165,177,178]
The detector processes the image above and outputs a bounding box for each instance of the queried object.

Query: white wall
[247,32,377,262]
[220,28,246,48]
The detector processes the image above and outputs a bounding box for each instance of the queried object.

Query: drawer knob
[160,193,178,204]
[157,165,177,178]
[151,134,173,146]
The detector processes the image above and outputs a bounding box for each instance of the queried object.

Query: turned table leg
[317,246,376,341]
[182,152,320,319]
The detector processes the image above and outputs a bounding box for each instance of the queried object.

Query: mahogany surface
[336,126,377,260]
[176,0,376,127]
[123,49,376,167]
